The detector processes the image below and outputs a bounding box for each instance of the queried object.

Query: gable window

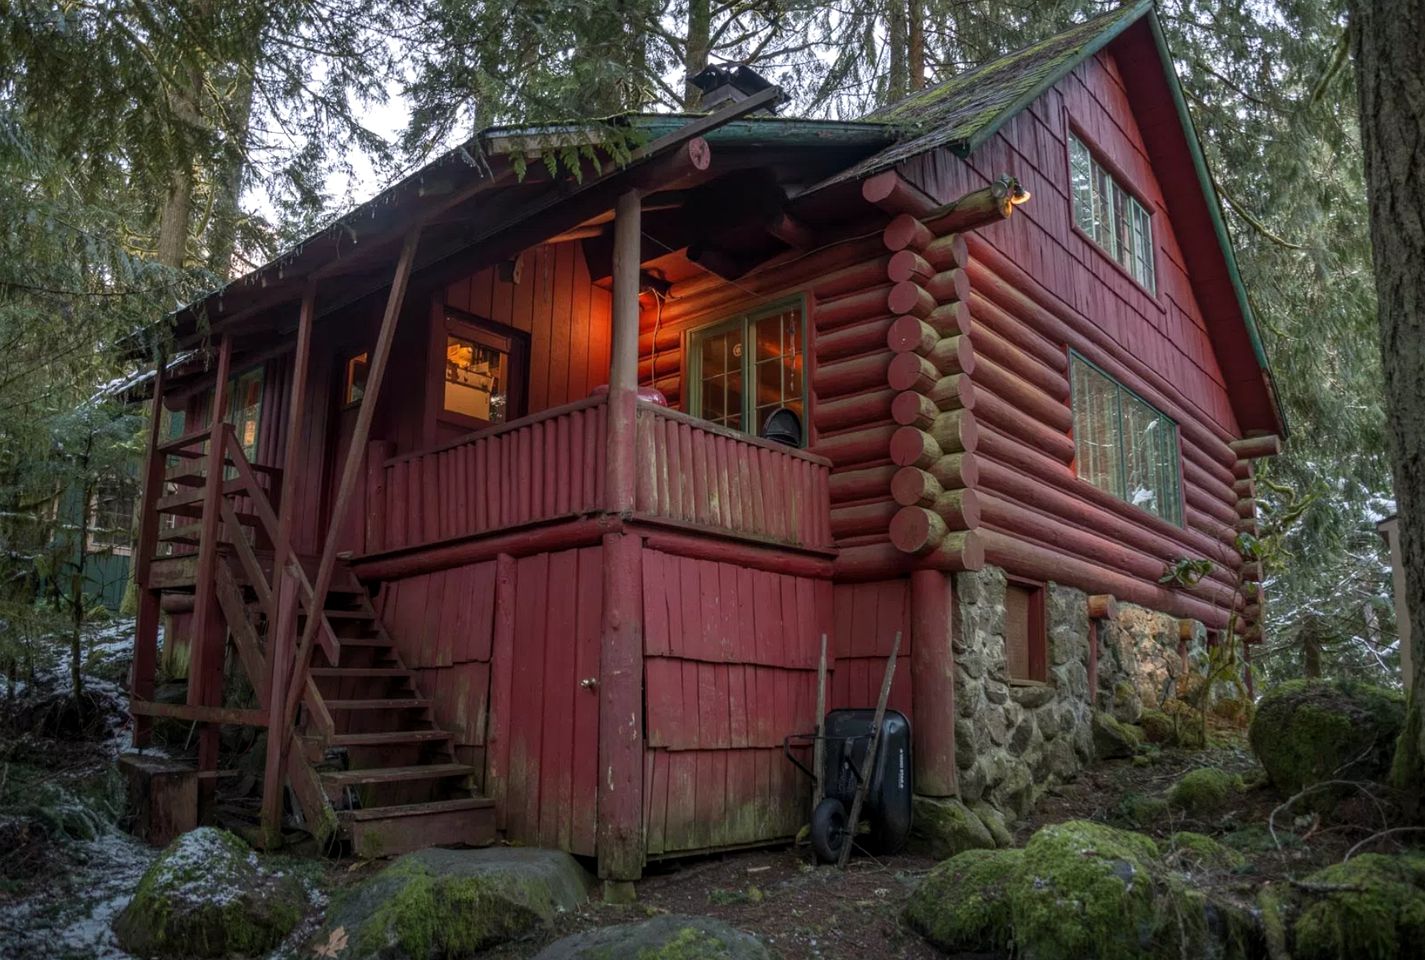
[688,302,805,439]
[1069,132,1156,293]
[1070,354,1182,525]
[440,311,526,427]
[1004,579,1047,684]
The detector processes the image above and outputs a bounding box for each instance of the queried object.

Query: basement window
[1069,132,1156,293]
[1005,579,1047,684]
[688,301,806,439]
[1070,353,1183,525]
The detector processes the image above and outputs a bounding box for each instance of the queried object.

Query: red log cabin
[126,2,1282,879]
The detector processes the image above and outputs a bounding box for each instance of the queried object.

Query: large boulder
[908,795,996,859]
[1092,711,1143,759]
[112,827,306,958]
[533,915,771,959]
[1168,767,1240,818]
[1249,679,1405,806]
[1259,854,1425,960]
[314,847,592,959]
[904,847,1023,954]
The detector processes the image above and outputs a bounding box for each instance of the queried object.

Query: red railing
[635,403,833,550]
[375,396,609,552]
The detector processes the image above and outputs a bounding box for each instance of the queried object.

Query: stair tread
[343,797,493,822]
[312,610,375,620]
[332,637,392,648]
[325,698,431,710]
[310,667,410,677]
[321,763,475,787]
[328,729,451,746]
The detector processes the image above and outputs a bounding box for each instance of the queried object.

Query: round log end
[930,409,980,455]
[928,299,972,337]
[887,249,931,284]
[882,214,930,252]
[890,506,947,555]
[953,487,983,530]
[961,530,986,571]
[887,352,936,393]
[892,466,942,507]
[887,280,934,318]
[686,138,712,171]
[949,267,971,303]
[890,390,938,429]
[890,425,942,468]
[886,315,932,355]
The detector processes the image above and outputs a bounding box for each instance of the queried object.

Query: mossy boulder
[904,847,1023,954]
[1168,767,1240,817]
[533,915,771,959]
[1164,832,1247,872]
[1114,792,1171,829]
[970,800,1014,848]
[1092,711,1143,759]
[908,795,997,858]
[316,847,592,959]
[1259,854,1425,960]
[1249,679,1405,807]
[112,827,305,958]
[1138,708,1206,748]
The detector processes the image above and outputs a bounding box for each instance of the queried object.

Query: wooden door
[496,546,602,855]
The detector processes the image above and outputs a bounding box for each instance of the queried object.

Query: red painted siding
[829,579,912,717]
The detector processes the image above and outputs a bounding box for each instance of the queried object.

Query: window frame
[87,478,137,557]
[225,365,264,462]
[341,351,370,409]
[1004,577,1048,685]
[435,307,530,431]
[685,297,809,444]
[1066,126,1159,298]
[1068,350,1184,526]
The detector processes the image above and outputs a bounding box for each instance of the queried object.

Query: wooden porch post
[598,189,646,885]
[909,568,957,796]
[190,333,233,800]
[130,352,169,748]
[260,282,317,845]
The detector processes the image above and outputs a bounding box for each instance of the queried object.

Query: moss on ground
[1168,768,1240,817]
[1113,792,1170,829]
[1290,854,1425,960]
[1164,831,1247,872]
[903,847,1023,954]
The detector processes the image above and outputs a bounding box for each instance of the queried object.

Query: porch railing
[635,403,834,550]
[373,396,609,552]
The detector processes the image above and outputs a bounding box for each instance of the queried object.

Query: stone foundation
[949,566,1206,820]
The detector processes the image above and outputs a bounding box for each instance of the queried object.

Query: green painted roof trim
[1144,12,1276,390]
[953,0,1152,156]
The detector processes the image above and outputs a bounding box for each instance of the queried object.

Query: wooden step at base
[327,729,451,747]
[343,797,495,858]
[320,763,475,788]
[324,698,432,711]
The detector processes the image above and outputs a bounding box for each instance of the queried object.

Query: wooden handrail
[156,426,213,455]
[223,429,281,543]
[642,402,832,467]
[382,394,608,467]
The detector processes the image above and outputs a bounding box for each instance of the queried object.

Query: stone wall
[950,567,1095,818]
[1095,604,1207,723]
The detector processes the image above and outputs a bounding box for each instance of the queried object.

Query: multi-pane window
[1070,354,1182,525]
[88,478,136,555]
[226,367,263,460]
[1069,133,1156,293]
[689,303,805,438]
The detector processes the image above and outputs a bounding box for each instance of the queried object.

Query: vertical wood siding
[829,579,913,716]
[641,548,832,854]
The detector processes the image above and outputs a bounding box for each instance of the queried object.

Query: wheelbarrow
[783,708,913,863]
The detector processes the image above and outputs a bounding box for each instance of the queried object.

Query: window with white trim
[1070,354,1182,525]
[1069,132,1156,293]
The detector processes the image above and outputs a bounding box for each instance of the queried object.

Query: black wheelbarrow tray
[783,708,913,863]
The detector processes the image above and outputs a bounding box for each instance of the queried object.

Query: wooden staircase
[142,425,493,858]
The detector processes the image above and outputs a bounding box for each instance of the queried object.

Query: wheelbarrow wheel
[810,797,850,864]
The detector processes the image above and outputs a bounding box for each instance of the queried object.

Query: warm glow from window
[344,352,369,405]
[690,304,805,439]
[444,335,509,422]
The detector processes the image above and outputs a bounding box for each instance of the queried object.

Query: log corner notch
[878,175,1028,575]
[1228,433,1282,461]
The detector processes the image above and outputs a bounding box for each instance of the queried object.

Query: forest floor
[0,620,1393,960]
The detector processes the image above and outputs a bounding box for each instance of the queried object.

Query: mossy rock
[316,847,592,959]
[904,847,1023,954]
[970,800,1014,848]
[1249,679,1405,808]
[112,827,305,958]
[1139,708,1206,749]
[1092,711,1143,760]
[1168,768,1240,817]
[1259,853,1425,960]
[533,915,771,959]
[1164,832,1247,872]
[1114,792,1171,829]
[908,795,996,858]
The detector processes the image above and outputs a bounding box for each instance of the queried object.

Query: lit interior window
[444,335,509,423]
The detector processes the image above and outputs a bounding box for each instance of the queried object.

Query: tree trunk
[156,169,194,269]
[205,63,257,278]
[683,0,711,109]
[1351,0,1425,802]
[887,0,909,103]
[908,0,926,91]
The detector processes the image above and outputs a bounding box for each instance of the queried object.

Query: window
[89,478,136,556]
[226,367,263,460]
[1005,580,1047,683]
[343,352,369,406]
[688,302,805,437]
[1070,354,1183,525]
[1069,132,1156,293]
[440,312,524,426]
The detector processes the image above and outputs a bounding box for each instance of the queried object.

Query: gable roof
[822,0,1284,436]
